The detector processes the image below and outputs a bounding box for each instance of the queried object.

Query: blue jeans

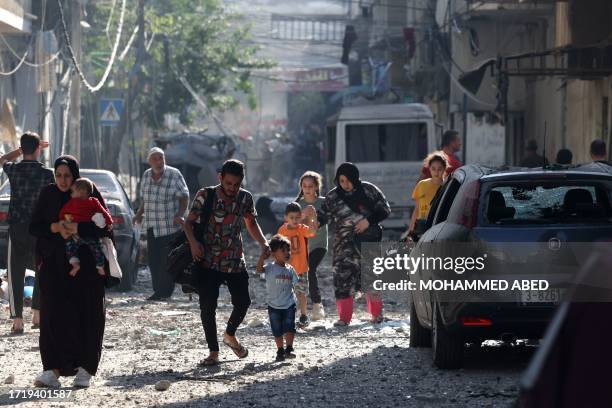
[268,305,296,337]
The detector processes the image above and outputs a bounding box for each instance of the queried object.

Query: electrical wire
[235,0,431,14]
[0,31,39,75]
[105,0,118,34]
[177,74,238,139]
[0,32,60,68]
[0,1,51,74]
[0,49,29,76]
[251,73,348,83]
[119,26,138,60]
[246,41,342,61]
[57,0,127,93]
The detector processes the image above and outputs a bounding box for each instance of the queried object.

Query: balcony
[270,13,348,42]
[463,0,554,18]
[0,0,32,34]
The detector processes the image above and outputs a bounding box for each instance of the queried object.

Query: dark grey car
[0,169,140,291]
[408,163,612,368]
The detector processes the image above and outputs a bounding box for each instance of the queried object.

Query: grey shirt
[264,262,299,309]
[298,196,328,252]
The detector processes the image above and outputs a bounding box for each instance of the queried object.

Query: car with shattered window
[408,163,612,368]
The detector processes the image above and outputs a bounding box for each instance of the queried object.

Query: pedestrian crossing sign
[99,99,124,126]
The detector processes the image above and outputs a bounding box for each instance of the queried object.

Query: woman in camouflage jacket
[320,162,391,326]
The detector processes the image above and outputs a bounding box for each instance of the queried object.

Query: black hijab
[334,162,370,214]
[53,155,106,207]
[54,155,80,180]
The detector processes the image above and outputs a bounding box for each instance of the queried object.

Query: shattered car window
[486,183,612,224]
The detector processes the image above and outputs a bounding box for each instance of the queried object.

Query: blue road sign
[99,99,124,126]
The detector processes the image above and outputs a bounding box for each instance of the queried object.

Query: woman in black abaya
[30,155,109,388]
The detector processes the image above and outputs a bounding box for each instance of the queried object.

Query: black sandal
[223,339,249,359]
[199,356,219,366]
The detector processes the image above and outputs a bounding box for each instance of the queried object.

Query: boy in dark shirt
[1,131,53,334]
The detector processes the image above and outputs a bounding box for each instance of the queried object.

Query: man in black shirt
[555,148,573,165]
[590,139,610,165]
[1,132,53,334]
[520,140,549,168]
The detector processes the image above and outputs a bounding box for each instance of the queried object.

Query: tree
[81,0,271,173]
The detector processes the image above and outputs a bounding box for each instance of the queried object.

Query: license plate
[521,288,564,304]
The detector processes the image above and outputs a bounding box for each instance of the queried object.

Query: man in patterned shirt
[1,131,53,334]
[184,159,270,366]
[134,147,189,300]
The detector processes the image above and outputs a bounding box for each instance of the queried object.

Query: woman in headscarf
[29,156,110,388]
[320,162,391,326]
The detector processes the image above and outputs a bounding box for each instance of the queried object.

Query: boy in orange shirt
[278,202,317,328]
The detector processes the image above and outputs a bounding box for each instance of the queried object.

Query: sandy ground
[0,242,534,407]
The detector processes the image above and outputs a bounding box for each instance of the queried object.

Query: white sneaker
[73,367,92,388]
[311,303,325,321]
[34,370,60,388]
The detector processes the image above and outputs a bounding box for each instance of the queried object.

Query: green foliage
[84,0,273,128]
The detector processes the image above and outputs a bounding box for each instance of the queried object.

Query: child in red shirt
[59,178,113,276]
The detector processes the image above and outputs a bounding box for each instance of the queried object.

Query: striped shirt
[140,166,189,237]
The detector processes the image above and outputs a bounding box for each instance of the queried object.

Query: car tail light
[460,317,492,326]
[0,212,8,222]
[112,215,126,229]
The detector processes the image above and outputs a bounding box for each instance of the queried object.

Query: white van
[325,103,438,230]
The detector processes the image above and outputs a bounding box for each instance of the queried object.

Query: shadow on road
[126,344,530,408]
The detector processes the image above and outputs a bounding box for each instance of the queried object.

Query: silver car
[0,169,141,291]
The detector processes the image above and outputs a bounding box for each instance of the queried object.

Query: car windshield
[485,182,612,224]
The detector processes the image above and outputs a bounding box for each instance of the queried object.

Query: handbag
[101,237,122,279]
[166,187,215,293]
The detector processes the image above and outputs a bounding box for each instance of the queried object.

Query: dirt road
[0,249,532,407]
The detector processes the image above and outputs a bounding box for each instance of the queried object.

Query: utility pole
[67,1,82,158]
[105,0,145,173]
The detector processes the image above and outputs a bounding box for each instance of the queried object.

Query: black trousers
[194,267,251,352]
[8,222,39,318]
[308,248,327,304]
[146,229,175,298]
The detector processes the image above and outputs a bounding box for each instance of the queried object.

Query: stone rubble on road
[0,242,531,407]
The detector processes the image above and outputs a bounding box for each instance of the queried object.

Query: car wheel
[432,302,464,369]
[409,300,431,347]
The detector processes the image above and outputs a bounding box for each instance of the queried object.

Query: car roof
[80,169,116,176]
[456,163,612,182]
